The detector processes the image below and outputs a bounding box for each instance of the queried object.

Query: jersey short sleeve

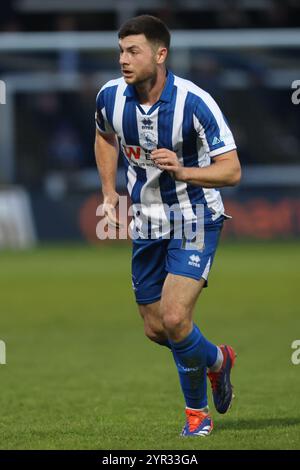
[95,89,114,134]
[193,93,237,158]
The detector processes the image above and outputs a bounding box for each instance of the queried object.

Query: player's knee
[161,310,186,334]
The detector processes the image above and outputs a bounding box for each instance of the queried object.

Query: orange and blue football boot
[207,344,236,414]
[181,408,213,437]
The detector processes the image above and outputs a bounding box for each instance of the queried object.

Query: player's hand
[150,148,185,180]
[102,191,123,229]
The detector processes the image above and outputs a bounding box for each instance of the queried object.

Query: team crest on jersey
[140,131,156,151]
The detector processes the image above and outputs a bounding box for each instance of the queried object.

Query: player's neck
[135,68,167,106]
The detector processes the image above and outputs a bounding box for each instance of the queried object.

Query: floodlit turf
[0,241,299,450]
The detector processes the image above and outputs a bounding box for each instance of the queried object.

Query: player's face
[119,34,162,85]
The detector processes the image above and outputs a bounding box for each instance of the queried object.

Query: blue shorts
[131,217,224,305]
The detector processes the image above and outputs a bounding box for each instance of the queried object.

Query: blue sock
[156,340,172,350]
[153,328,217,366]
[197,325,218,368]
[170,324,218,409]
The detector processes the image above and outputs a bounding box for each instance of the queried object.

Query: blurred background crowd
[0,0,299,245]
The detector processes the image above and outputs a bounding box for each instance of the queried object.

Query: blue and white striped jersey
[95,70,236,237]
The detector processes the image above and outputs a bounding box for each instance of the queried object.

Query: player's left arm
[150,148,241,188]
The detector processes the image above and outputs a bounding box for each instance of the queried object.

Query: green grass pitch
[0,241,299,449]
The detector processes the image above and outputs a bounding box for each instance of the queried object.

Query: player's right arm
[94,129,122,228]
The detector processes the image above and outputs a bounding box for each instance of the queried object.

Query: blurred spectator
[190,54,222,95]
[0,0,21,32]
[216,0,250,29]
[265,0,290,28]
[55,15,80,74]
[48,122,84,170]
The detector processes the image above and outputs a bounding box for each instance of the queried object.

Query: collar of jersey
[123,69,174,109]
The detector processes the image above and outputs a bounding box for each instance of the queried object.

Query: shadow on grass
[218,417,300,431]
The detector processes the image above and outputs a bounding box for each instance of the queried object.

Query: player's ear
[156,46,168,64]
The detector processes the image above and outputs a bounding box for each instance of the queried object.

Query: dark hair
[118,15,170,50]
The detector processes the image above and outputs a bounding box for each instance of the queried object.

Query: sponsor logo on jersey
[122,144,156,168]
[123,145,141,160]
